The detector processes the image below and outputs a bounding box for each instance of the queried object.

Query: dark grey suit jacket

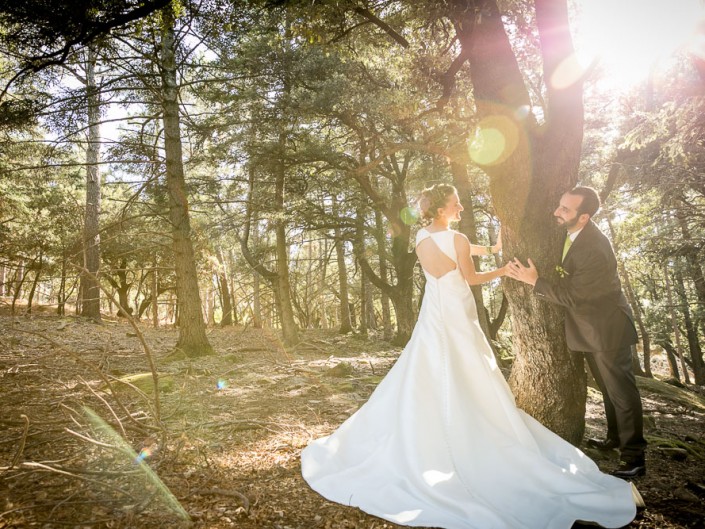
[533,221,638,353]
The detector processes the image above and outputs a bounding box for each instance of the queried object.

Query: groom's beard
[555,213,579,231]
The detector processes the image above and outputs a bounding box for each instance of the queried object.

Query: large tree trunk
[451,0,586,441]
[160,6,213,357]
[80,45,102,321]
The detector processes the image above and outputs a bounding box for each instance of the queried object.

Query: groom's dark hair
[568,186,600,217]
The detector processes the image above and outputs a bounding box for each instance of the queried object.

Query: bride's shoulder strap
[415,227,430,246]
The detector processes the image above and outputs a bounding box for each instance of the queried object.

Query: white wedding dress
[301,228,637,529]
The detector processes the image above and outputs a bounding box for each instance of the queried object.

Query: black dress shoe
[611,460,646,479]
[585,437,619,451]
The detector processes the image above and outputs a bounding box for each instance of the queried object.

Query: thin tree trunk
[663,263,690,384]
[607,219,650,377]
[248,221,264,330]
[216,249,234,326]
[676,211,705,373]
[26,254,43,314]
[11,261,28,314]
[80,45,102,321]
[318,239,329,329]
[152,260,159,328]
[673,263,704,384]
[659,340,682,380]
[333,198,353,334]
[160,5,212,357]
[374,208,393,340]
[57,254,67,316]
[273,132,299,346]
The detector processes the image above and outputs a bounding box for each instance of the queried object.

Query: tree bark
[607,218,651,377]
[663,262,690,383]
[450,0,587,441]
[450,153,497,347]
[273,133,300,346]
[216,249,234,326]
[80,45,102,321]
[673,263,704,385]
[160,5,213,357]
[333,198,353,334]
[151,260,159,328]
[104,259,132,317]
[26,254,43,314]
[374,208,393,340]
[57,255,67,316]
[11,261,28,314]
[318,238,329,329]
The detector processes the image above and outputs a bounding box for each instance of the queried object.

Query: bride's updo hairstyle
[418,184,456,225]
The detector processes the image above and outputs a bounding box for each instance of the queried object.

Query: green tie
[562,234,572,262]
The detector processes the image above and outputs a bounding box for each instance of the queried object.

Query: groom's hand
[507,258,538,286]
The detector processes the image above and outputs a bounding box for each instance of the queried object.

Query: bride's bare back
[416,236,457,279]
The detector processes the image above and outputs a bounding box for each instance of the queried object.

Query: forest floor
[1,304,704,529]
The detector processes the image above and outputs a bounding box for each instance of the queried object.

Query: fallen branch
[7,414,29,471]
[193,488,250,512]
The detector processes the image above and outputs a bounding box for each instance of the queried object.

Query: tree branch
[353,7,409,48]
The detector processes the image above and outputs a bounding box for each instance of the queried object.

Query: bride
[301,184,639,529]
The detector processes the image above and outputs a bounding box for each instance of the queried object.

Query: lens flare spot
[468,115,519,166]
[217,379,227,390]
[135,447,153,463]
[514,105,531,120]
[550,53,587,90]
[400,207,419,225]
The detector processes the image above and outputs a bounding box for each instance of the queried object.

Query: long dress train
[301,228,636,529]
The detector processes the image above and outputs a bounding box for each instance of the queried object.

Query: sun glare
[572,0,705,88]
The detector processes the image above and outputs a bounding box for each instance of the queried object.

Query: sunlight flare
[550,53,588,90]
[468,115,519,167]
[423,469,454,486]
[573,0,705,87]
[83,407,190,521]
[400,206,420,226]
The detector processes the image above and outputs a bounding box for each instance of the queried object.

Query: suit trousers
[584,346,647,463]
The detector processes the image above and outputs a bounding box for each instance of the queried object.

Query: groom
[507,186,647,479]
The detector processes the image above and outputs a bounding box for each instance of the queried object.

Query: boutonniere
[555,265,570,278]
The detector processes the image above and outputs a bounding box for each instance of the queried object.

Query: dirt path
[1,311,704,528]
